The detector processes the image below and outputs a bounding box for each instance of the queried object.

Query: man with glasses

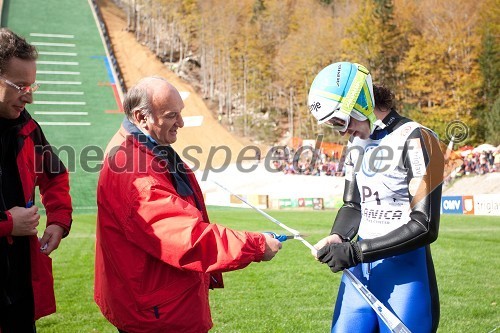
[0,28,73,332]
[309,62,443,333]
[0,76,40,97]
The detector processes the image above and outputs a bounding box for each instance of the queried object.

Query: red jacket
[0,112,73,320]
[95,122,266,333]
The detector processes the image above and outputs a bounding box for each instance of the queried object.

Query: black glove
[317,242,363,273]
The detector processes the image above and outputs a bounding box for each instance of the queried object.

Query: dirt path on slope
[96,0,247,170]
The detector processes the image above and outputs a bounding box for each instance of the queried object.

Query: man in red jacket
[95,76,282,333]
[0,28,73,332]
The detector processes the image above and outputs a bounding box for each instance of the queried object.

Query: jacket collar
[370,109,409,140]
[0,109,32,134]
[121,117,194,197]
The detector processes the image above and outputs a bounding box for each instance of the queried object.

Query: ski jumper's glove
[317,242,363,273]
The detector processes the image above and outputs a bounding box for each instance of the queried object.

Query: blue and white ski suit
[330,110,443,333]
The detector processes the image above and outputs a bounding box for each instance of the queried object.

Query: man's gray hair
[123,82,152,121]
[123,76,170,121]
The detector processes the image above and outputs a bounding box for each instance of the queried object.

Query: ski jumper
[330,110,443,333]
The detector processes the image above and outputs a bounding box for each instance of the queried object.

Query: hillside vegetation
[106,0,499,146]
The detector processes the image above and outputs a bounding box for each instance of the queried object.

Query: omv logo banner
[441,196,463,214]
[441,195,500,215]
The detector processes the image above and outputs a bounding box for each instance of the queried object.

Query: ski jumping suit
[330,110,443,333]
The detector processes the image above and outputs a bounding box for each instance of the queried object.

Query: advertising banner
[441,196,463,214]
[279,198,324,210]
[473,194,500,216]
[441,194,500,216]
[462,195,475,215]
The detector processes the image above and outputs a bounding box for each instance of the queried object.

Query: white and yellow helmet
[308,62,380,133]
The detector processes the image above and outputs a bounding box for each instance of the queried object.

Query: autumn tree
[274,0,340,140]
[104,0,493,146]
[398,0,482,144]
[477,0,500,144]
[341,0,407,92]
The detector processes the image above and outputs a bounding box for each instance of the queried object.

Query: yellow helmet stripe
[340,64,369,116]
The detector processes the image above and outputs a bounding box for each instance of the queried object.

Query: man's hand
[316,242,362,273]
[39,224,65,255]
[312,234,343,258]
[262,233,282,261]
[9,206,40,236]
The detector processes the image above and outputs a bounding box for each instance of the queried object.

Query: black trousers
[0,297,36,333]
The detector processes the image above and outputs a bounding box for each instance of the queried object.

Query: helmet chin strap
[352,110,384,134]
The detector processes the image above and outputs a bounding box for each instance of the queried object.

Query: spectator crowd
[271,146,345,177]
[446,148,500,185]
[271,144,500,181]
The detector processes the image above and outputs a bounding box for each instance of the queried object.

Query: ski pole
[212,180,412,333]
[211,180,316,253]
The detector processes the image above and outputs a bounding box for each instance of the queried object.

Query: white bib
[346,122,425,239]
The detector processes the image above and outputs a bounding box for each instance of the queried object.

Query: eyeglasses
[326,117,347,129]
[324,110,350,132]
[0,76,40,95]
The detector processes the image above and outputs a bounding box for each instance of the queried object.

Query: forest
[108,0,499,146]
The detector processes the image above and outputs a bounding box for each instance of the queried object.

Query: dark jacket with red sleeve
[0,110,73,320]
